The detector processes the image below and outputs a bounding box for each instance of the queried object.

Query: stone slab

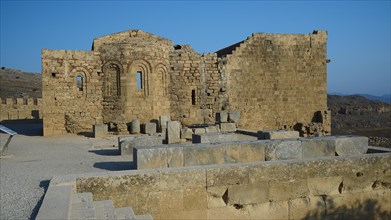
[205,125,219,133]
[219,123,236,132]
[134,146,168,169]
[167,121,181,144]
[227,112,240,123]
[258,130,300,140]
[301,138,335,158]
[130,119,140,134]
[93,124,107,138]
[184,145,225,166]
[192,133,238,144]
[118,135,162,156]
[181,127,193,140]
[216,111,228,123]
[265,140,302,161]
[141,122,156,135]
[324,136,368,156]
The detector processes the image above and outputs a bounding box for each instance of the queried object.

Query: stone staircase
[36,177,153,220]
[70,192,153,220]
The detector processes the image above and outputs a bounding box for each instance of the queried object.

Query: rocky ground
[0,122,131,220]
[328,95,391,148]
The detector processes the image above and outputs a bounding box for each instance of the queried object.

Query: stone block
[227,183,269,205]
[216,111,228,123]
[167,121,181,144]
[158,167,206,191]
[183,145,225,166]
[324,136,368,156]
[219,123,236,132]
[265,140,302,161]
[180,127,193,140]
[205,125,219,133]
[257,130,299,140]
[193,127,206,134]
[225,141,266,163]
[183,188,207,211]
[268,179,309,201]
[206,165,249,187]
[308,176,343,196]
[159,115,170,132]
[166,145,184,168]
[130,119,140,134]
[207,186,228,208]
[93,124,107,138]
[247,201,289,219]
[141,122,156,134]
[192,133,237,144]
[227,112,240,123]
[207,206,250,219]
[118,135,162,156]
[134,146,167,169]
[301,138,335,158]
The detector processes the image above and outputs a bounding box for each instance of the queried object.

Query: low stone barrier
[192,132,238,143]
[258,130,300,139]
[74,153,391,219]
[134,136,369,169]
[118,135,162,156]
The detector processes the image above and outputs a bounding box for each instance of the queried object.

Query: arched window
[137,71,143,90]
[76,75,84,92]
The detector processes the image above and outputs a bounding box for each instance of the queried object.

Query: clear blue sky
[1,1,390,96]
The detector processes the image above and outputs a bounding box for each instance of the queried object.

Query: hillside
[328,95,391,147]
[0,68,41,99]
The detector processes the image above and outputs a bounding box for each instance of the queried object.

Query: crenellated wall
[0,97,42,120]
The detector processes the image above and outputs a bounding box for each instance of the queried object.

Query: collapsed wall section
[220,30,329,134]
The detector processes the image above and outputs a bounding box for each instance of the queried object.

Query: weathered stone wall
[95,30,172,123]
[41,30,330,136]
[169,46,220,125]
[0,97,42,120]
[133,136,368,169]
[220,31,329,133]
[76,153,391,219]
[41,49,103,135]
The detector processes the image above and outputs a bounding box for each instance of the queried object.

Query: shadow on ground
[89,149,120,156]
[94,161,135,171]
[0,119,43,136]
[30,179,50,219]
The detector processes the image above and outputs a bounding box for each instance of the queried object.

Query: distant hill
[0,68,41,99]
[329,92,391,104]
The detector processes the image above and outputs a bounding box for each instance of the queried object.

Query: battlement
[0,97,42,120]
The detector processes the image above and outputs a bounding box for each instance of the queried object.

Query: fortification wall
[0,97,42,120]
[222,30,329,133]
[76,153,391,219]
[42,49,103,136]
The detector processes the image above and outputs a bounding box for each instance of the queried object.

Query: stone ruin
[17,29,388,219]
[41,29,330,137]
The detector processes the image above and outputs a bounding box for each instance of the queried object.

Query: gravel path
[0,122,132,220]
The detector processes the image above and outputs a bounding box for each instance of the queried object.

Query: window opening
[137,71,143,90]
[192,89,196,105]
[76,75,83,91]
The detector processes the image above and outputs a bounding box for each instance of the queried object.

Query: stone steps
[69,191,153,220]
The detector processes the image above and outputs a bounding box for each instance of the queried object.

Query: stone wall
[133,136,368,169]
[41,30,330,136]
[41,49,103,135]
[76,153,391,219]
[219,31,329,133]
[0,97,42,120]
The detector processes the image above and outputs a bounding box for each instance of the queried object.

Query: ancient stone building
[41,30,329,136]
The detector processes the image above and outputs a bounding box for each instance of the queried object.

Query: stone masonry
[41,30,330,136]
